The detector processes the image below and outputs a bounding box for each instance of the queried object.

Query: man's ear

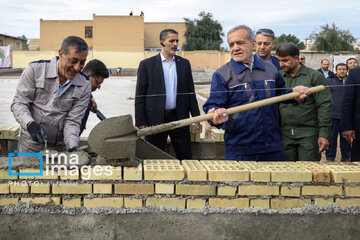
[252,40,256,51]
[58,49,64,60]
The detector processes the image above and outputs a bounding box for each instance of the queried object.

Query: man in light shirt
[11,36,90,152]
[135,29,200,159]
[318,59,335,78]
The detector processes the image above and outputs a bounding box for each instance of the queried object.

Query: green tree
[183,11,224,51]
[17,35,29,50]
[310,23,355,51]
[275,34,305,50]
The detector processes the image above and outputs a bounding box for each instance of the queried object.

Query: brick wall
[1,160,360,210]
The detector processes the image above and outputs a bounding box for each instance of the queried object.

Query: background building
[40,14,186,51]
[0,34,24,51]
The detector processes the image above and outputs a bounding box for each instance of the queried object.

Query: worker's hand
[137,125,147,129]
[192,122,201,133]
[90,98,97,112]
[318,137,329,153]
[293,85,310,101]
[27,121,48,144]
[208,108,228,125]
[342,130,355,145]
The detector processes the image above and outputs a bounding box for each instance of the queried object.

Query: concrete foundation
[0,212,358,240]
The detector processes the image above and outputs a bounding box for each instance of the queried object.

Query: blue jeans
[326,118,350,161]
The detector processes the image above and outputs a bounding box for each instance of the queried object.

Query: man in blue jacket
[203,25,309,161]
[255,28,281,70]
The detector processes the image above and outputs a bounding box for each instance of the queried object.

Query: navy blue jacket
[203,57,292,158]
[255,54,282,71]
[327,76,346,119]
[341,67,360,133]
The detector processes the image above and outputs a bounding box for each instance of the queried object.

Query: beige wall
[28,39,40,51]
[11,51,58,68]
[93,15,144,51]
[11,50,147,69]
[40,19,93,50]
[11,50,229,69]
[0,35,23,50]
[144,22,186,49]
[177,50,231,69]
[93,51,145,68]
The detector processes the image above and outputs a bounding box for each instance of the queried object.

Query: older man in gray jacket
[11,36,91,152]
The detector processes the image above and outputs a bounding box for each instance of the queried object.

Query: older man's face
[255,34,274,59]
[299,55,306,65]
[228,29,254,65]
[58,47,88,80]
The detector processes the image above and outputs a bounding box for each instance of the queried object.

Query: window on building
[85,26,93,38]
[0,39,3,45]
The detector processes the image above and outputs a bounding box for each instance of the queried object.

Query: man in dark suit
[317,59,335,78]
[135,29,200,160]
[341,66,360,161]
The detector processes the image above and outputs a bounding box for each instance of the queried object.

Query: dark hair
[61,36,88,55]
[227,25,254,42]
[320,59,329,64]
[346,57,358,64]
[256,28,275,40]
[276,42,299,57]
[159,29,178,41]
[82,59,109,79]
[335,63,348,71]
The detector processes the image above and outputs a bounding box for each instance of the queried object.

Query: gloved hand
[27,122,48,144]
[68,147,78,152]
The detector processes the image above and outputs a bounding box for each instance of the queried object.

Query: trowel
[88,85,325,161]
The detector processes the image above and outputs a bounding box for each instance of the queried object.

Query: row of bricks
[0,196,359,209]
[0,126,20,140]
[1,183,360,197]
[3,160,360,183]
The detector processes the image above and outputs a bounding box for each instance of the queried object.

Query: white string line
[133,84,360,98]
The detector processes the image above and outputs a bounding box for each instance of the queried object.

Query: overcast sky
[2,0,360,46]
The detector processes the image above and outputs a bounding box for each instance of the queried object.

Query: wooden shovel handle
[137,85,325,137]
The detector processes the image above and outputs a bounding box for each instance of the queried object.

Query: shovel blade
[88,115,137,160]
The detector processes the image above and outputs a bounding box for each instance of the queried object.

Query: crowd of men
[8,25,360,162]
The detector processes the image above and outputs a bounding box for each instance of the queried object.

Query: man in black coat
[318,59,335,78]
[135,29,200,159]
[326,63,350,161]
[341,66,360,161]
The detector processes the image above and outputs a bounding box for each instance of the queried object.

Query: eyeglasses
[299,58,305,60]
[92,75,103,86]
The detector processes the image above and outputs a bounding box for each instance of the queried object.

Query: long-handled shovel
[88,85,325,160]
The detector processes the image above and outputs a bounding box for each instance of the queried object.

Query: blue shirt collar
[255,54,274,64]
[230,55,266,74]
